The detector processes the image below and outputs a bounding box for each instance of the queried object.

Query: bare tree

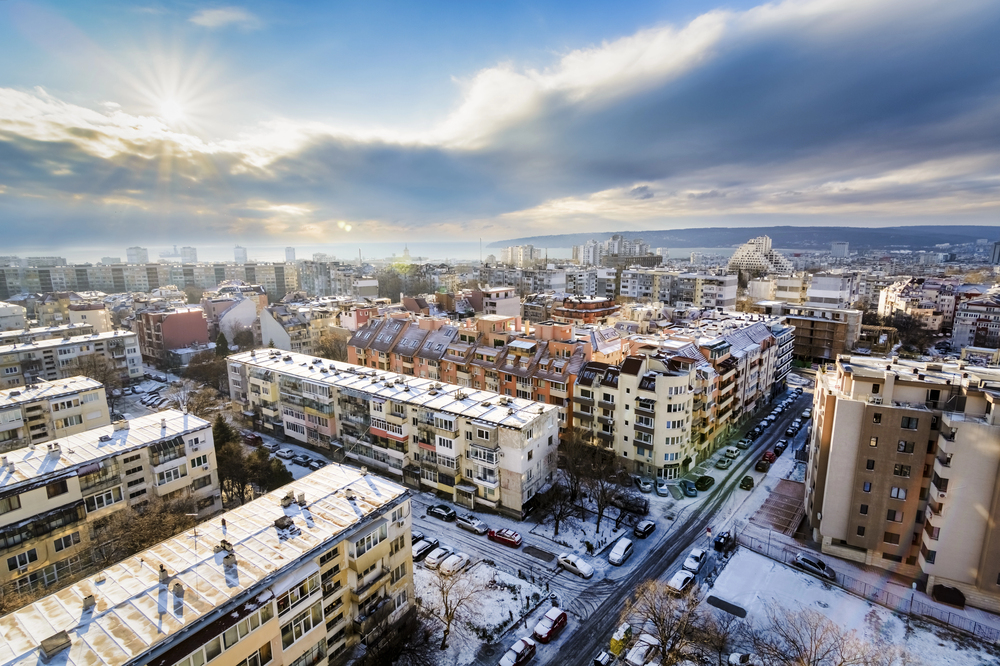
[560,428,591,502]
[315,331,349,362]
[91,495,198,568]
[72,353,124,412]
[584,457,620,534]
[166,379,225,418]
[694,609,745,666]
[535,481,577,537]
[421,566,488,650]
[619,579,703,665]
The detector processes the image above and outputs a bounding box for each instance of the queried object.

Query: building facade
[619,269,738,310]
[134,306,211,366]
[0,377,110,453]
[0,303,26,332]
[0,330,142,388]
[227,349,560,518]
[0,464,414,666]
[726,236,794,274]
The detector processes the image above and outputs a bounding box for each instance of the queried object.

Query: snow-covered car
[655,479,671,496]
[488,528,522,548]
[500,637,536,666]
[532,607,568,643]
[625,634,661,666]
[424,546,455,569]
[682,548,707,573]
[412,538,439,561]
[456,513,488,535]
[609,538,634,566]
[666,570,696,595]
[276,449,295,459]
[263,442,280,453]
[427,504,457,521]
[633,520,656,539]
[440,552,471,575]
[715,457,733,470]
[291,454,311,466]
[308,459,327,471]
[557,553,594,579]
[635,477,653,493]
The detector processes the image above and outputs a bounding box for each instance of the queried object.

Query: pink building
[134,306,210,366]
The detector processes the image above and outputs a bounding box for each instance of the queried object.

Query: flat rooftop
[0,376,103,407]
[0,465,407,665]
[838,355,1000,387]
[231,350,557,430]
[0,331,135,355]
[0,410,208,495]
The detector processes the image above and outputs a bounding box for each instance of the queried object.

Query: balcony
[574,411,594,423]
[598,399,616,411]
[635,402,655,417]
[475,475,499,488]
[352,566,389,602]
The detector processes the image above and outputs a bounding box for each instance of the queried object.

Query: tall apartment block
[0,331,142,388]
[0,376,111,453]
[0,465,414,666]
[227,350,560,519]
[808,356,1000,611]
[0,410,220,595]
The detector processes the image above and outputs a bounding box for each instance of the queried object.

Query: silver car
[424,546,455,569]
[793,552,836,581]
[456,513,488,535]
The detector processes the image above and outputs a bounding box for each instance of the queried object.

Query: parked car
[557,553,594,579]
[532,607,568,643]
[740,475,755,490]
[725,446,740,458]
[609,538,634,566]
[456,513,489,535]
[625,634,661,666]
[308,459,327,471]
[440,552,471,575]
[774,440,788,456]
[412,530,425,544]
[793,552,837,581]
[761,451,776,464]
[736,438,751,450]
[636,477,653,493]
[754,460,770,473]
[143,372,153,380]
[593,651,614,666]
[655,479,670,496]
[695,475,715,491]
[802,409,812,419]
[729,654,764,666]
[785,427,798,437]
[666,570,696,595]
[633,519,656,539]
[291,454,311,466]
[680,479,697,497]
[713,531,735,553]
[500,637,537,666]
[263,442,280,453]
[715,457,733,470]
[488,528,522,548]
[424,546,455,569]
[241,432,263,446]
[611,492,649,515]
[412,538,440,561]
[683,547,707,573]
[427,504,457,521]
[277,449,295,459]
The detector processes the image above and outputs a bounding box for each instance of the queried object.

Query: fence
[737,530,1000,643]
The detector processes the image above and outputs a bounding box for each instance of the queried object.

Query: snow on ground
[414,562,545,666]
[709,550,1000,666]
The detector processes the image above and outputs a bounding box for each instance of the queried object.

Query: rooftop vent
[98,434,112,443]
[159,564,169,584]
[281,492,294,508]
[213,539,234,554]
[39,631,71,660]
[223,552,237,568]
[82,594,96,610]
[296,492,306,506]
[274,515,294,530]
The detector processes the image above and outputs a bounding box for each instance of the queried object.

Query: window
[869,437,878,447]
[872,384,880,394]
[890,486,907,500]
[901,417,919,430]
[863,482,872,493]
[191,455,209,468]
[860,504,868,515]
[157,465,187,485]
[872,413,882,424]
[436,436,453,450]
[886,509,902,523]
[857,526,866,537]
[56,414,83,429]
[192,475,212,490]
[527,450,533,461]
[280,602,324,649]
[883,532,900,545]
[85,487,123,512]
[893,464,911,478]
[865,459,875,471]
[7,549,37,571]
[0,494,21,515]
[897,441,914,454]
[353,523,388,557]
[45,479,69,498]
[277,573,321,616]
[54,532,80,552]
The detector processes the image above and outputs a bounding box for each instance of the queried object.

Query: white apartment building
[808,356,1000,612]
[619,269,738,310]
[125,246,149,264]
[0,303,26,332]
[227,350,560,519]
[0,323,97,349]
[0,410,220,593]
[0,464,414,666]
[234,245,249,263]
[0,376,110,453]
[0,330,142,388]
[259,303,338,355]
[499,245,544,268]
[726,236,794,274]
[805,272,858,308]
[479,287,521,317]
[573,235,652,266]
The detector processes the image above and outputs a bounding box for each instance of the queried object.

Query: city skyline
[2,0,999,252]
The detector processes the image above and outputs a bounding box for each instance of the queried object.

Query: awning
[456,483,477,493]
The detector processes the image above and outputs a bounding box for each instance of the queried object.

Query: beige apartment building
[0,464,415,666]
[0,377,110,453]
[0,330,143,389]
[0,410,220,595]
[227,349,560,519]
[808,356,1000,611]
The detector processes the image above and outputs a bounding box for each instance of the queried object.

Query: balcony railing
[352,567,389,601]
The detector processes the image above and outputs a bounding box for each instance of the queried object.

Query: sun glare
[159,99,185,124]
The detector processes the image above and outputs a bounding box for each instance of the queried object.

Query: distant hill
[486,225,1000,251]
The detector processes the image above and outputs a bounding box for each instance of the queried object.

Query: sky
[1,0,999,257]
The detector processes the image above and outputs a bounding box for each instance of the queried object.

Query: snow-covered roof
[0,376,103,407]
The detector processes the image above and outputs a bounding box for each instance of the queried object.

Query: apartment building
[726,236,794,273]
[0,464,413,666]
[953,293,1000,349]
[227,349,559,518]
[0,410,220,594]
[0,303,26,332]
[878,277,989,332]
[805,273,858,308]
[259,302,338,355]
[473,287,521,317]
[0,330,142,388]
[298,260,379,299]
[499,244,544,268]
[808,356,1000,612]
[126,246,149,263]
[0,323,97,349]
[36,293,114,332]
[134,306,211,366]
[754,302,861,363]
[619,269,738,310]
[200,282,269,340]
[0,377,110,453]
[573,235,652,266]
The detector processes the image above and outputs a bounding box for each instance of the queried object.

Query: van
[725,446,739,459]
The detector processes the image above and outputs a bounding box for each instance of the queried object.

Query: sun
[159,99,186,124]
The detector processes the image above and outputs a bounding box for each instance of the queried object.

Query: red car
[761,451,776,464]
[532,607,568,643]
[488,528,522,548]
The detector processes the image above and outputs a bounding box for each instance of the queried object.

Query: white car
[609,538,634,566]
[276,449,295,459]
[557,553,595,579]
[440,552,471,575]
[424,546,455,569]
[500,637,536,666]
[666,570,696,595]
[682,548,707,573]
[625,634,661,666]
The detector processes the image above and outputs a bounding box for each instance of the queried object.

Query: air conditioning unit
[395,519,405,527]
[17,566,27,575]
[202,465,209,471]
[938,492,947,499]
[870,396,883,405]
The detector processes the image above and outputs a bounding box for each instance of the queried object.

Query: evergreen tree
[215,332,229,357]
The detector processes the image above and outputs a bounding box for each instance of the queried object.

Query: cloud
[189,7,261,30]
[2,0,1000,249]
